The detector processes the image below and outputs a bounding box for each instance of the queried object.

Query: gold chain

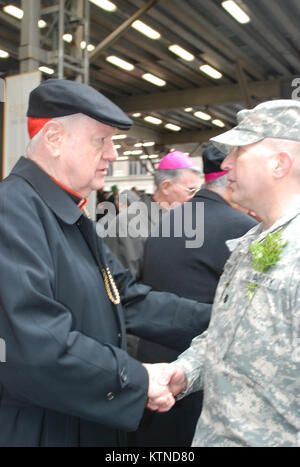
[81,207,119,304]
[101,267,121,305]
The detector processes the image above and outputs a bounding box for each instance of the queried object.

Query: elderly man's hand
[142,363,187,412]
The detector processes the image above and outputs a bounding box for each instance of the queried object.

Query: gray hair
[26,113,85,155]
[154,167,201,188]
[201,173,228,190]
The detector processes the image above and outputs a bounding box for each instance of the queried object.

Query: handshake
[143,363,187,412]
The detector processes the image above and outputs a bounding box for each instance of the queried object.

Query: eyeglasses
[175,184,201,196]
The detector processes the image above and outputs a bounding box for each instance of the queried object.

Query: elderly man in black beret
[0,79,211,447]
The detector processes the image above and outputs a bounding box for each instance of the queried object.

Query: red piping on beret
[27,117,52,139]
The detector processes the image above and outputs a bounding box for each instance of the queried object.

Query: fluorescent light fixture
[200,64,223,79]
[149,154,159,159]
[165,123,181,131]
[143,141,155,147]
[132,112,141,118]
[113,144,121,149]
[3,5,23,19]
[117,156,128,161]
[194,111,211,121]
[184,107,193,112]
[168,44,194,61]
[131,20,160,40]
[112,134,127,140]
[134,143,143,147]
[140,155,148,159]
[89,0,117,12]
[63,33,73,43]
[81,41,95,52]
[123,151,132,155]
[212,119,225,128]
[144,116,162,125]
[38,19,47,28]
[131,150,143,155]
[221,1,250,24]
[106,55,134,71]
[142,73,166,87]
[39,66,55,75]
[0,49,9,58]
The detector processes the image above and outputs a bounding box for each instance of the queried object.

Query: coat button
[120,368,127,383]
[106,392,114,401]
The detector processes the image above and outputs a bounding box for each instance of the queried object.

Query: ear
[42,121,65,158]
[271,151,294,179]
[160,179,172,195]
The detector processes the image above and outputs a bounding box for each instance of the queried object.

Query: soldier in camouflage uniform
[147,100,300,447]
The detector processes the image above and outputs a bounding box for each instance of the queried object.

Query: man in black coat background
[133,145,258,447]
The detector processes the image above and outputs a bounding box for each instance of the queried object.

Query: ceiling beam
[160,129,225,145]
[117,79,281,113]
[89,0,160,62]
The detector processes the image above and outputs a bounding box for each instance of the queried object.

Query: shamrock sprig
[246,228,288,302]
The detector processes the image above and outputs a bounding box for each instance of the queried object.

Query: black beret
[27,79,133,130]
[202,144,226,174]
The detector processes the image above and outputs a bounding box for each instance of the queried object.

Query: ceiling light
[143,141,155,147]
[140,155,148,159]
[81,41,95,52]
[144,116,162,125]
[123,151,132,155]
[89,0,117,12]
[142,73,166,87]
[39,66,55,75]
[38,19,47,28]
[3,5,23,19]
[168,44,194,61]
[149,154,159,159]
[221,1,250,24]
[134,143,143,147]
[117,156,128,161]
[113,144,121,149]
[165,123,181,131]
[63,33,73,43]
[132,112,141,118]
[194,111,211,121]
[131,20,160,40]
[184,107,193,112]
[131,150,143,155]
[0,49,9,58]
[106,55,134,71]
[212,119,225,128]
[112,134,127,140]
[199,64,223,79]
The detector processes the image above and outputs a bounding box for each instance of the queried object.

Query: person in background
[107,184,119,213]
[148,99,300,447]
[0,78,211,447]
[104,151,202,359]
[132,145,257,447]
[104,151,202,280]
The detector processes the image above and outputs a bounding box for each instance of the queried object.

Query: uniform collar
[226,201,300,253]
[11,157,84,225]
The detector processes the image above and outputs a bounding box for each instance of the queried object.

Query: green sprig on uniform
[249,229,288,273]
[246,228,288,302]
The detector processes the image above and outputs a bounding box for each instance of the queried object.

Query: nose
[104,139,118,162]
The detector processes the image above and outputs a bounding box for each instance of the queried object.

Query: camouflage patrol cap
[210,99,300,154]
